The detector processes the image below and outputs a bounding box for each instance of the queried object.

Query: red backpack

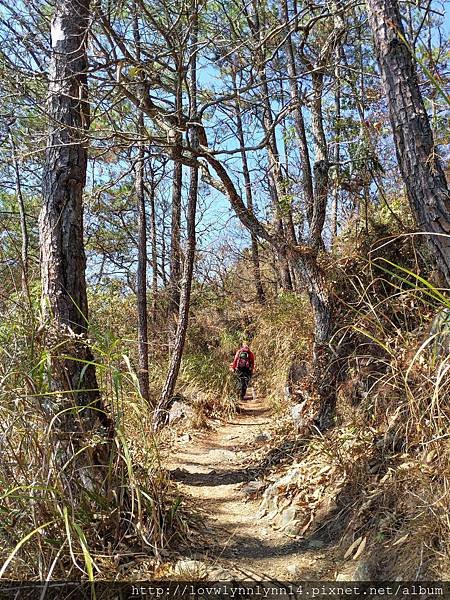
[237,349,251,370]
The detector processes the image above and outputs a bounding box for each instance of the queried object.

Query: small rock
[284,521,302,536]
[266,509,279,521]
[281,505,297,524]
[291,401,308,427]
[173,559,208,579]
[336,559,371,581]
[254,432,271,443]
[307,539,325,549]
[281,506,298,528]
[287,563,302,577]
[269,467,301,491]
[259,468,301,518]
[169,401,194,425]
[241,480,266,497]
[179,433,191,442]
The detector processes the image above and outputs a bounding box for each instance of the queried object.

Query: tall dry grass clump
[0,294,186,580]
[248,224,449,577]
[326,244,450,578]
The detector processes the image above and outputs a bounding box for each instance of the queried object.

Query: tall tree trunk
[134,12,150,404]
[232,70,265,304]
[366,0,450,283]
[153,2,199,430]
[149,181,158,326]
[309,72,330,251]
[135,118,150,404]
[169,161,182,310]
[331,47,342,243]
[39,0,110,484]
[160,213,168,287]
[168,65,183,313]
[261,78,293,292]
[293,254,332,344]
[282,0,314,225]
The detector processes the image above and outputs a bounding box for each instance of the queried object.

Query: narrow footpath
[164,391,337,581]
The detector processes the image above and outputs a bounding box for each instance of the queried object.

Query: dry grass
[336,255,450,577]
[1,233,448,580]
[250,293,313,407]
[249,245,449,578]
[0,298,189,580]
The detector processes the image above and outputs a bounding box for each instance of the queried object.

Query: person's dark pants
[236,368,252,400]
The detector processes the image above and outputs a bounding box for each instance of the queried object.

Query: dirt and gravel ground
[163,390,338,581]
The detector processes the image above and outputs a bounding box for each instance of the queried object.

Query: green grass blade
[0,520,55,578]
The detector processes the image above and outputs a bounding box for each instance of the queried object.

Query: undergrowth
[251,293,313,408]
[1,208,449,579]
[0,295,187,580]
[331,252,450,578]
[251,230,450,578]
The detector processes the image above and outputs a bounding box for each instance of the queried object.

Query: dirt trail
[164,391,336,581]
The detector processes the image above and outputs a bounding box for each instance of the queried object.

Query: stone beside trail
[163,390,340,581]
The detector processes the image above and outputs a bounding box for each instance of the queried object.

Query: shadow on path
[169,436,307,488]
[165,390,338,579]
[169,466,254,486]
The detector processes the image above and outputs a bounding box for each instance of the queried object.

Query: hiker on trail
[230,343,255,401]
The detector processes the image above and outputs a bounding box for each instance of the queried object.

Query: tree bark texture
[160,215,168,287]
[262,81,293,291]
[169,161,182,311]
[39,0,104,422]
[331,47,342,243]
[135,124,150,404]
[366,0,450,283]
[168,66,183,313]
[282,0,314,225]
[149,183,158,326]
[309,72,329,250]
[155,158,197,428]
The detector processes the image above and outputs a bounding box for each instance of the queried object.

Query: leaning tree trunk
[153,3,199,430]
[39,0,109,445]
[154,160,197,429]
[366,0,450,283]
